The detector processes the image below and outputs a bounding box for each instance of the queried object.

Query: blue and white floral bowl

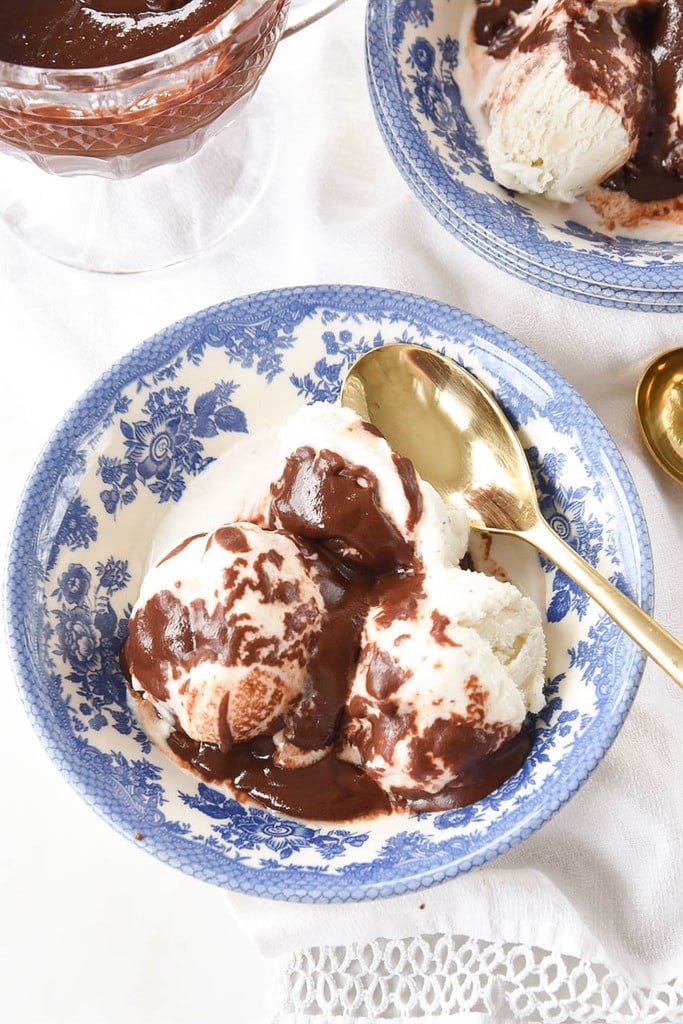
[6,285,651,901]
[366,0,683,311]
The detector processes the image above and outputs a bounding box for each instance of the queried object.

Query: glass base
[0,84,277,274]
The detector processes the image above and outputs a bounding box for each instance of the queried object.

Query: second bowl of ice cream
[366,0,683,309]
[5,285,651,900]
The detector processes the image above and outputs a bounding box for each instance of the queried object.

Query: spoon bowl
[635,347,683,486]
[342,343,683,690]
[341,342,539,533]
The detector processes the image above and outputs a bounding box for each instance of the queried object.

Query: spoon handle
[525,521,683,690]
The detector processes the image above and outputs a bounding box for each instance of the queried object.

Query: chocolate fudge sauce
[607,0,683,200]
[122,440,532,822]
[0,0,240,68]
[270,442,423,574]
[474,0,683,201]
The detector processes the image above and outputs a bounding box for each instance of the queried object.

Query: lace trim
[275,935,683,1022]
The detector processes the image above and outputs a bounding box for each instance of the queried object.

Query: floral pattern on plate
[6,285,651,900]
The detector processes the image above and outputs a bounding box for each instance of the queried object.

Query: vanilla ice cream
[477,0,647,202]
[124,521,325,750]
[123,400,547,820]
[270,404,470,574]
[341,567,545,803]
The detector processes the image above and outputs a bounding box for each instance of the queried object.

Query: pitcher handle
[283,0,350,37]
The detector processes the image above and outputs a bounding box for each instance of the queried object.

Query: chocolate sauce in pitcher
[0,1,242,68]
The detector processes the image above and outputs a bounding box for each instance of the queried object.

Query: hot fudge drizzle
[0,0,242,68]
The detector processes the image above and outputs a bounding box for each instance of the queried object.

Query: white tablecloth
[1,2,681,1021]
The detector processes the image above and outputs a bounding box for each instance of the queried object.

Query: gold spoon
[341,343,683,690]
[635,347,683,487]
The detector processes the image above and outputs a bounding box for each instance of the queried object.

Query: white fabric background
[1,1,681,1021]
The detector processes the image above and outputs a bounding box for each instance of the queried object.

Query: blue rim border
[365,0,683,312]
[5,284,653,900]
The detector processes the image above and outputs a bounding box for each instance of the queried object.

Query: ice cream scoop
[124,522,326,748]
[480,0,647,202]
[342,343,683,690]
[270,403,470,573]
[341,567,545,804]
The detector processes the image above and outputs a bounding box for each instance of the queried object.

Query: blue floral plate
[6,285,651,901]
[366,0,683,311]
